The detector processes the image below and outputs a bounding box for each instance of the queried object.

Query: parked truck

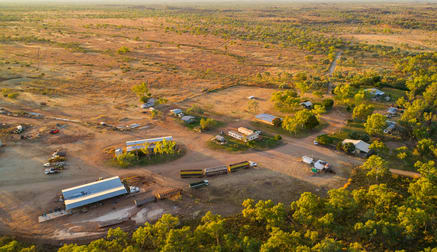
[227,161,257,173]
[189,180,209,189]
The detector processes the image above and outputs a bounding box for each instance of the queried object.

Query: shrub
[316,134,335,145]
[186,104,203,115]
[7,93,19,99]
[336,141,343,151]
[322,99,334,110]
[352,104,374,122]
[117,46,130,54]
[272,118,282,127]
[199,118,217,130]
[274,134,282,141]
[342,142,356,154]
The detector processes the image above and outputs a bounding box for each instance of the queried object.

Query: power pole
[37,48,40,71]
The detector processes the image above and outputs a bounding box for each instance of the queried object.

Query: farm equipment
[189,180,209,189]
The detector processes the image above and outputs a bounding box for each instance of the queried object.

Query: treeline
[2,156,436,251]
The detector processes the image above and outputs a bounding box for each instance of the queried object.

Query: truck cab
[249,161,257,167]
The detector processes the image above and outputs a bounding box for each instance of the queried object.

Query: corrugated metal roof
[255,113,279,124]
[62,176,128,210]
[126,136,173,147]
[342,139,370,153]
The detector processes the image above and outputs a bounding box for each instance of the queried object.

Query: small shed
[170,109,183,116]
[141,98,155,109]
[365,88,385,96]
[342,139,370,154]
[181,116,196,123]
[255,113,281,125]
[300,101,313,109]
[215,135,225,142]
[387,107,397,115]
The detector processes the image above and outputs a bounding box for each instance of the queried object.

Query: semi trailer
[203,166,228,177]
[180,169,204,178]
[227,161,257,173]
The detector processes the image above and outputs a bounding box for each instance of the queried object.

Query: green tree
[260,228,301,252]
[352,104,374,122]
[291,192,324,227]
[321,99,334,110]
[248,100,259,114]
[132,82,152,102]
[200,118,217,131]
[364,113,387,136]
[161,226,194,252]
[282,110,319,134]
[342,142,356,154]
[334,84,355,101]
[369,140,389,157]
[361,155,390,183]
[272,117,282,127]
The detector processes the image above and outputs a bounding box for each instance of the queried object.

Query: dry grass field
[0,2,435,243]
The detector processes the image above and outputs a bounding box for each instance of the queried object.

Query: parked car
[44,168,58,175]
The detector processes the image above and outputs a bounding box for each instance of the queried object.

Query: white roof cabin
[342,139,370,153]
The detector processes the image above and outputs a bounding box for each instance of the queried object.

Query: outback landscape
[0,1,436,251]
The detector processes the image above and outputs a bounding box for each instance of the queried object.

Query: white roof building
[255,113,281,125]
[238,127,255,136]
[181,116,196,123]
[170,109,183,115]
[387,107,398,115]
[300,101,313,108]
[62,176,128,210]
[126,136,173,152]
[342,139,370,153]
[365,88,385,96]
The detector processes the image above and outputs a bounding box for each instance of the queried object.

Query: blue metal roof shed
[62,176,127,210]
